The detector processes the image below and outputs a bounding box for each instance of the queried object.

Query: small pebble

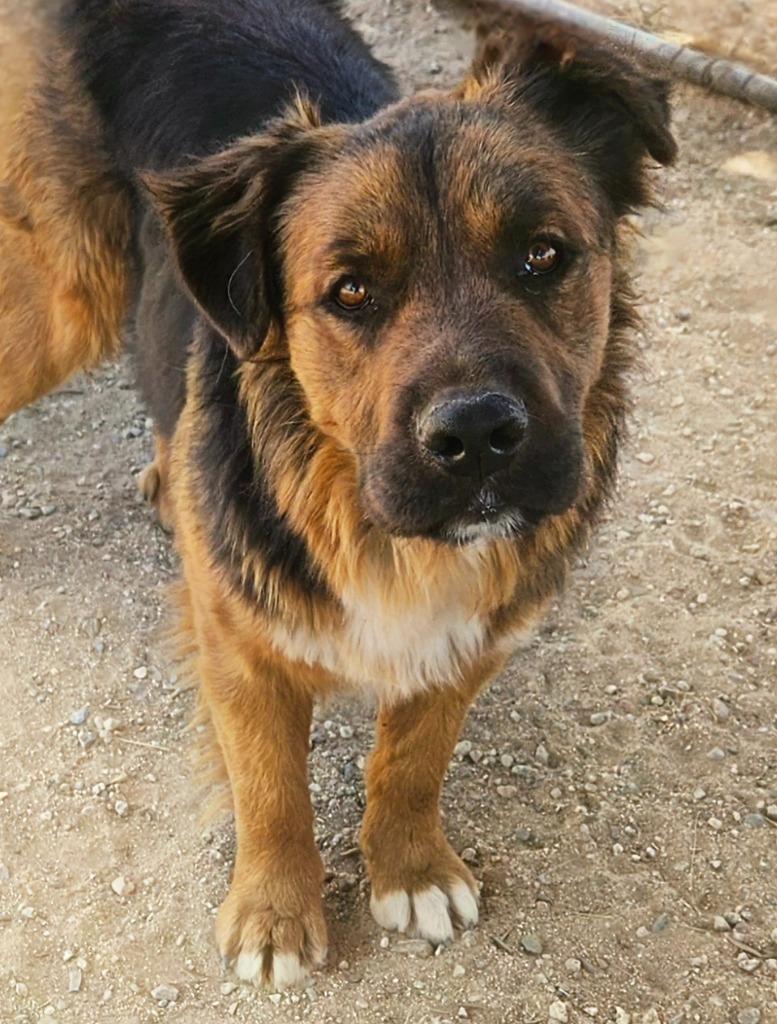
[712,698,730,720]
[651,912,670,932]
[635,452,655,464]
[150,984,180,1003]
[69,707,89,726]
[738,956,760,974]
[68,968,82,993]
[737,1010,761,1024]
[520,934,543,955]
[110,876,127,896]
[394,939,433,958]
[548,1000,569,1022]
[615,1010,631,1024]
[744,813,766,827]
[589,712,608,726]
[708,747,726,760]
[713,916,731,932]
[564,958,582,974]
[77,729,96,749]
[452,964,466,978]
[497,785,517,798]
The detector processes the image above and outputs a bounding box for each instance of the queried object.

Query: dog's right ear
[143,99,329,359]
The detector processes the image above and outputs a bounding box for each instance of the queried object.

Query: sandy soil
[1,2,776,1023]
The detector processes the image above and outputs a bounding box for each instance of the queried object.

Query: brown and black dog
[0,0,676,991]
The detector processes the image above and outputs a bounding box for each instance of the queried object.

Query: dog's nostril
[489,424,522,455]
[425,431,466,461]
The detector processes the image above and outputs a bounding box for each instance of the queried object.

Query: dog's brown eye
[333,277,370,310]
[522,239,562,277]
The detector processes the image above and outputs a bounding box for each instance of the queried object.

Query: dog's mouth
[429,495,547,545]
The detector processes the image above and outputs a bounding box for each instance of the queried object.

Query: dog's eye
[520,239,562,277]
[332,277,370,311]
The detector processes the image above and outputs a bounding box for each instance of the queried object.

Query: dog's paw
[371,876,479,945]
[363,826,479,946]
[215,881,327,991]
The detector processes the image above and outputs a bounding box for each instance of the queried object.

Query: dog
[0,0,676,991]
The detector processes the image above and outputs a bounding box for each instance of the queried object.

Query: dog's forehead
[284,94,601,266]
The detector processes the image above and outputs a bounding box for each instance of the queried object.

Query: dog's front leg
[197,626,327,990]
[360,665,498,945]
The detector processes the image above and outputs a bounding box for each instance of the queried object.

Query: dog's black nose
[418,391,527,478]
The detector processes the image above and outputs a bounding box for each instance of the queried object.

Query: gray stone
[737,1009,761,1024]
[151,984,180,1003]
[520,934,543,955]
[393,939,433,958]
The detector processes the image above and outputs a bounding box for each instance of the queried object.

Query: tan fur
[0,49,132,421]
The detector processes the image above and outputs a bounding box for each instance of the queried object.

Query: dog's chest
[267,549,499,698]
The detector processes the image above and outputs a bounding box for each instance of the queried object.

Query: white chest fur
[266,542,501,699]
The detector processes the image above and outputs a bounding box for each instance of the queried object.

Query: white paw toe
[410,885,454,944]
[449,878,479,929]
[371,889,411,933]
[234,951,262,984]
[269,952,310,992]
[233,950,310,991]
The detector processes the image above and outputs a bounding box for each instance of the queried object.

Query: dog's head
[145,46,675,544]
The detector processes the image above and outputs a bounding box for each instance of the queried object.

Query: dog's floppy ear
[472,21,677,213]
[142,100,327,359]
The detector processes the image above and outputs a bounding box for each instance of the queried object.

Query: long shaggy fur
[0,0,675,992]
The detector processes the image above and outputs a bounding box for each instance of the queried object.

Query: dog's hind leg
[0,50,133,421]
[138,430,176,533]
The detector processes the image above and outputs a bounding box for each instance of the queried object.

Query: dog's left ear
[472,28,677,213]
[142,100,328,359]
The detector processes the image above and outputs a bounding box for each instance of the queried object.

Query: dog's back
[69,0,398,174]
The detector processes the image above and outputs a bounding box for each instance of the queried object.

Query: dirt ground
[1,1,776,1023]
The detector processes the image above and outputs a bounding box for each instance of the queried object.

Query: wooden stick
[474,0,777,113]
